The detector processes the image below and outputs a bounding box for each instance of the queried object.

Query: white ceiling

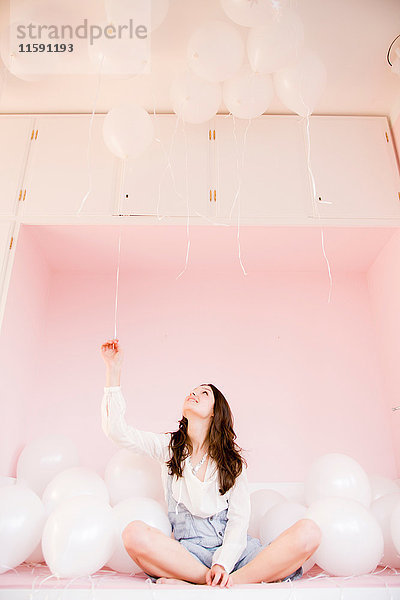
[0,0,400,118]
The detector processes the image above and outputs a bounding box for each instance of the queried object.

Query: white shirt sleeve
[101,386,170,463]
[211,466,251,574]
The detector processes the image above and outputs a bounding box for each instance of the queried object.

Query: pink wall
[0,224,397,482]
[0,226,51,474]
[367,229,400,475]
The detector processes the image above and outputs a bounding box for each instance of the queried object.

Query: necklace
[188,452,208,475]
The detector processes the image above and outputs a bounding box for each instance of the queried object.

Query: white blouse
[101,385,251,574]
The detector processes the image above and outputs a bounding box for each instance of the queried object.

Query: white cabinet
[1,113,399,224]
[0,117,35,217]
[214,115,400,223]
[214,115,311,221]
[307,116,400,219]
[21,115,120,217]
[115,116,212,218]
[0,221,16,334]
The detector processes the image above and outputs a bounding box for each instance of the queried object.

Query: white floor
[0,563,399,600]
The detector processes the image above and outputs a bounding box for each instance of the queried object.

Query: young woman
[100,338,321,587]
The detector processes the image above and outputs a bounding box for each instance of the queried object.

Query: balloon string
[154,105,184,222]
[76,53,104,216]
[230,114,252,276]
[113,219,123,345]
[150,90,191,277]
[176,118,191,279]
[303,113,333,304]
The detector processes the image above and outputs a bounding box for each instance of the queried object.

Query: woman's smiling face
[183,384,215,420]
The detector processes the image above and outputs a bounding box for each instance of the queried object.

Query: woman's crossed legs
[122,518,321,586]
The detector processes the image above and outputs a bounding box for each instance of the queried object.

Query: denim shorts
[144,475,303,584]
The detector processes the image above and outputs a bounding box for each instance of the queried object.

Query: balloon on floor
[106,496,172,574]
[42,495,115,578]
[304,496,384,576]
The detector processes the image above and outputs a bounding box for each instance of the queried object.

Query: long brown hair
[165,383,247,495]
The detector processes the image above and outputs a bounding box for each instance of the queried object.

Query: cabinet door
[22,115,119,217]
[214,115,311,221]
[0,117,34,217]
[307,116,400,219]
[116,116,212,217]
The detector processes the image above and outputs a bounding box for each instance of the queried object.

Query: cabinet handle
[9,236,13,250]
[214,189,216,202]
[209,189,212,202]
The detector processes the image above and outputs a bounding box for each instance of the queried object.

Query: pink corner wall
[367,229,400,475]
[0,227,50,474]
[0,225,397,482]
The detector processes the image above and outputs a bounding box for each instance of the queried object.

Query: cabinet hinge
[9,236,13,250]
[385,131,389,143]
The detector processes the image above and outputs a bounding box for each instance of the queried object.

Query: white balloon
[370,492,400,567]
[0,476,17,487]
[304,453,371,508]
[103,103,154,159]
[105,0,169,33]
[220,0,289,28]
[223,63,274,119]
[104,449,164,506]
[390,501,400,557]
[0,22,55,81]
[42,495,115,578]
[247,8,304,74]
[259,501,307,545]
[88,20,149,78]
[170,69,221,124]
[187,20,244,83]
[16,434,80,497]
[369,474,400,502]
[107,496,171,574]
[248,489,286,538]
[42,467,110,515]
[305,497,383,576]
[0,485,46,574]
[274,49,327,117]
[15,1,91,75]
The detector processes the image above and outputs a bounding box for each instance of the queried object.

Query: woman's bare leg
[122,520,209,584]
[231,518,321,584]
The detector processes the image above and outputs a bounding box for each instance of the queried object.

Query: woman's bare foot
[156,577,195,585]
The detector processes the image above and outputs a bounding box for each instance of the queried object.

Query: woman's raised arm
[100,339,170,463]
